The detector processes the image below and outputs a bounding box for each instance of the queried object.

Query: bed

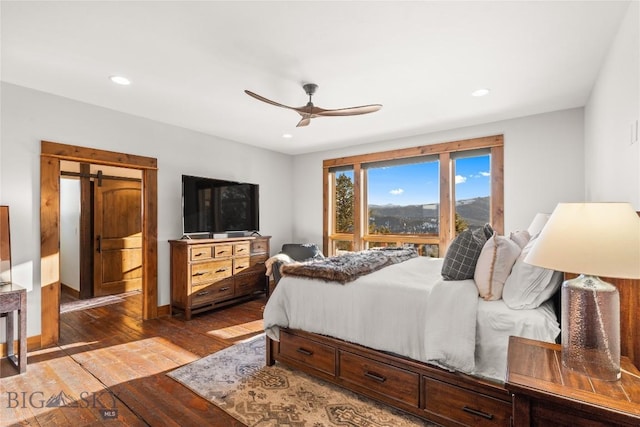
[263,244,562,426]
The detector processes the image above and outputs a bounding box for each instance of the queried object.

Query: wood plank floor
[1,292,266,426]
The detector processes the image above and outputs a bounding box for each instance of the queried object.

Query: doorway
[40,141,158,348]
[60,163,143,301]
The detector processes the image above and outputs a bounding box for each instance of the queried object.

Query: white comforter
[263,257,479,374]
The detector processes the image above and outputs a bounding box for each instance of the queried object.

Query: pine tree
[335,173,354,233]
[455,212,469,234]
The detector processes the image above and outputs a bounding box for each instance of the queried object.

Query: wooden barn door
[93,178,142,297]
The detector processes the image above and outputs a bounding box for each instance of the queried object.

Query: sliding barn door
[93,179,142,297]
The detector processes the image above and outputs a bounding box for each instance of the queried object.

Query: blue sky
[364,155,490,205]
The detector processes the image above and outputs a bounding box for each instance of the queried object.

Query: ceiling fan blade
[296,117,311,127]
[293,104,322,117]
[246,85,382,127]
[244,90,297,111]
[314,104,383,117]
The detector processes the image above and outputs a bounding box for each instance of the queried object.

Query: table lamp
[524,202,640,381]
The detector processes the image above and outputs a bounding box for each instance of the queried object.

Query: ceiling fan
[244,83,382,127]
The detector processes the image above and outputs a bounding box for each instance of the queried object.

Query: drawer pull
[195,290,210,296]
[216,251,228,255]
[364,371,387,383]
[237,247,246,252]
[296,347,314,356]
[462,406,493,420]
[215,268,228,273]
[236,265,248,270]
[219,287,230,292]
[194,253,203,257]
[192,272,205,277]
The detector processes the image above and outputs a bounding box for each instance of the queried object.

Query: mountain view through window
[365,155,490,234]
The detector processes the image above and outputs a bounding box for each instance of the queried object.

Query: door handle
[96,235,101,253]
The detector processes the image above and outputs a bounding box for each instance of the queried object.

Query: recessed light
[282,133,293,139]
[472,88,490,97]
[110,75,131,85]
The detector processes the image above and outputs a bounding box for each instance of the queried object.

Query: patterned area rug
[167,334,433,426]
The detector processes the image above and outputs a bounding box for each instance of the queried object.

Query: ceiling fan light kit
[245,83,382,127]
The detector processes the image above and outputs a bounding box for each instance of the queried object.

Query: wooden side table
[506,336,640,427]
[0,282,27,373]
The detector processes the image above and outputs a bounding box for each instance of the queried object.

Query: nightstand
[0,282,27,373]
[506,336,640,427]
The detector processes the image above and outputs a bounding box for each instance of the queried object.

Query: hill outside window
[323,135,504,257]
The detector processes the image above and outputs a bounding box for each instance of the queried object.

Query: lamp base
[561,274,620,381]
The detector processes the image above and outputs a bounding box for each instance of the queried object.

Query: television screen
[182,175,259,235]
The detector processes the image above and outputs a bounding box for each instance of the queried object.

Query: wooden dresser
[506,336,640,426]
[169,236,270,319]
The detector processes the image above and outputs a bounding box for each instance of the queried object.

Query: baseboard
[0,334,42,357]
[61,283,80,299]
[156,304,171,317]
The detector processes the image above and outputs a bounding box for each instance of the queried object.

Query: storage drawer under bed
[278,330,336,376]
[338,350,419,408]
[423,376,511,426]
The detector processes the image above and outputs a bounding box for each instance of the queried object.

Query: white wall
[292,108,585,246]
[60,178,80,291]
[0,83,294,337]
[584,1,639,209]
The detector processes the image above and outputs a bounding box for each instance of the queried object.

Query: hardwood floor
[1,292,266,426]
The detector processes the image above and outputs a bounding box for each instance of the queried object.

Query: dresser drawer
[233,256,250,274]
[423,377,511,427]
[191,279,234,305]
[339,351,419,407]
[251,239,269,254]
[234,242,251,256]
[279,330,336,376]
[213,244,233,258]
[235,273,264,296]
[190,260,232,285]
[529,400,618,427]
[190,246,212,261]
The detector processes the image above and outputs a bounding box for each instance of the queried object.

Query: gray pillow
[482,223,494,240]
[280,243,324,261]
[441,229,486,280]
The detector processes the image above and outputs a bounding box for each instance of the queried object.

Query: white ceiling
[0,1,630,155]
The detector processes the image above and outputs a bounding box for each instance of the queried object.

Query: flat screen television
[182,175,259,236]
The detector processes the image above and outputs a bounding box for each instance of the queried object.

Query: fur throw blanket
[280,247,418,284]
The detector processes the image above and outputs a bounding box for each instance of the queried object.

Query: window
[323,135,503,256]
[327,167,355,251]
[453,150,491,234]
[366,157,439,235]
[334,170,354,233]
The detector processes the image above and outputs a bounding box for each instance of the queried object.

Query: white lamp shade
[524,203,640,279]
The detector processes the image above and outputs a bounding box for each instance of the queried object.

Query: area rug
[167,334,433,426]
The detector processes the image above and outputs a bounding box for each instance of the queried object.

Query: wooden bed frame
[266,274,640,427]
[266,328,512,426]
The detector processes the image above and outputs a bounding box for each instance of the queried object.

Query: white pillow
[527,213,550,237]
[474,233,521,301]
[502,235,563,309]
[509,230,531,249]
